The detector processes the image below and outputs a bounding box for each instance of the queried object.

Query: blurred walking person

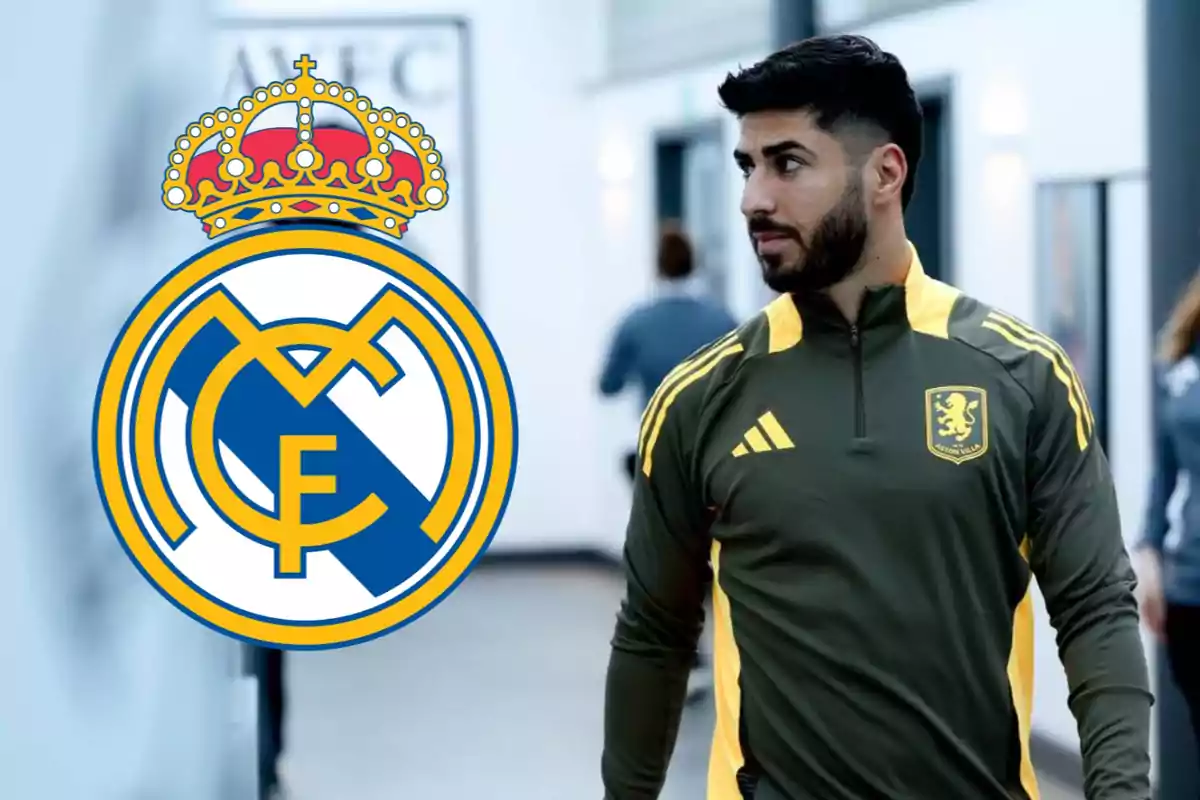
[1136,268,1200,760]
[600,223,738,479]
[598,223,737,704]
[255,646,287,799]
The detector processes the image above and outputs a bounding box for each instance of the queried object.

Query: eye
[775,154,806,174]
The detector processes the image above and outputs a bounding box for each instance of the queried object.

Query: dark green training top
[601,248,1153,800]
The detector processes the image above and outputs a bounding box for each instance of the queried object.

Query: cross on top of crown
[294,55,317,77]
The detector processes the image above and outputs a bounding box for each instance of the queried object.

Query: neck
[657,275,698,296]
[826,221,912,322]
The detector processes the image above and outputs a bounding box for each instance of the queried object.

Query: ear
[869,143,908,207]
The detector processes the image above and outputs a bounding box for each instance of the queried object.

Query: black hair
[718,34,923,208]
[656,222,694,280]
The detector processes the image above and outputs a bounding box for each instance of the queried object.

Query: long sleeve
[1140,372,1178,553]
[599,318,635,397]
[601,390,712,799]
[1025,360,1153,799]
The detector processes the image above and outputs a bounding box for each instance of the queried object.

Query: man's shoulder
[944,291,1083,408]
[640,315,760,425]
[618,300,656,330]
[690,294,739,322]
[731,292,802,359]
[624,294,725,330]
[669,292,804,397]
[663,325,752,401]
[635,322,753,474]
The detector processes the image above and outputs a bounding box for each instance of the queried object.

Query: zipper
[850,323,866,438]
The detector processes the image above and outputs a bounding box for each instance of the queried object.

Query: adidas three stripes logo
[732,411,794,457]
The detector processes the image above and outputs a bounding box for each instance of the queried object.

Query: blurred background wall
[212,0,1161,771]
[1,2,246,797]
[218,0,609,556]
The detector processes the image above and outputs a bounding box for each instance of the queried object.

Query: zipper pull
[849,324,860,348]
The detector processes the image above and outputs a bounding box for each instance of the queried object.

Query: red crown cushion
[184,127,425,205]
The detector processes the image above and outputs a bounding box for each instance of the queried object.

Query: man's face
[734,110,871,295]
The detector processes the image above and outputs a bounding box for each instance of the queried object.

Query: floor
[275,564,1083,800]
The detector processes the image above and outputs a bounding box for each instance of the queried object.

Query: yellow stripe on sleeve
[642,344,743,477]
[1008,535,1040,800]
[980,320,1089,451]
[637,332,737,459]
[707,540,745,799]
[987,311,1095,432]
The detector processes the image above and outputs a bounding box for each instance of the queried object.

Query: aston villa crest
[925,386,988,465]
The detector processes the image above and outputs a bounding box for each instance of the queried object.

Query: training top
[601,246,1153,800]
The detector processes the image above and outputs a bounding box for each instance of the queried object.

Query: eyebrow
[733,139,817,163]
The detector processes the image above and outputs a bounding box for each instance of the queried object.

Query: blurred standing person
[248,210,374,800]
[0,2,245,799]
[1136,269,1200,759]
[599,223,739,479]
[598,223,738,705]
[254,645,287,799]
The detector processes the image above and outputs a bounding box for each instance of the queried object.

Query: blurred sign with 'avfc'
[216,17,476,297]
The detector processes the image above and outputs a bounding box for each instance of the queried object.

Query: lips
[752,230,795,254]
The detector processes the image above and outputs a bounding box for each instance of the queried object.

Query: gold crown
[161,55,448,238]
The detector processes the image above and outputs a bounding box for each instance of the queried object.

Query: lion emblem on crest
[925,386,988,465]
[935,392,979,442]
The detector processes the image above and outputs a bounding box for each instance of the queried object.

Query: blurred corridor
[6,0,1200,797]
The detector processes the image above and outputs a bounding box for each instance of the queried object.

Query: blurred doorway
[654,124,729,304]
[907,88,952,283]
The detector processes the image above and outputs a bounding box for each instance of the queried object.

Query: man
[599,224,737,704]
[599,222,738,480]
[601,35,1152,800]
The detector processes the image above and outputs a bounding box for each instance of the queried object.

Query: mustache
[747,217,801,239]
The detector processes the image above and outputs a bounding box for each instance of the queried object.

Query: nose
[740,171,775,219]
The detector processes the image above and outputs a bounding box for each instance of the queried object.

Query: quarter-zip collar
[775,242,936,350]
[790,243,927,328]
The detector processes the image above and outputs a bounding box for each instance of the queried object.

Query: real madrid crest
[925,386,988,465]
[92,56,518,649]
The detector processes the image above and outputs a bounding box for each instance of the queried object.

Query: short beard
[755,179,870,296]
